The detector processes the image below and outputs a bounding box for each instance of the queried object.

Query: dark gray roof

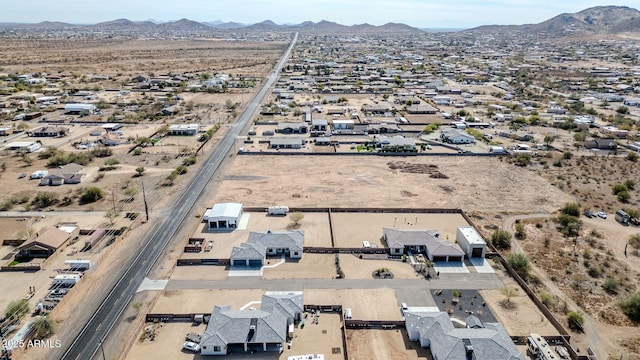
[405,311,525,360]
[231,230,304,261]
[269,137,304,146]
[201,292,303,349]
[383,228,464,257]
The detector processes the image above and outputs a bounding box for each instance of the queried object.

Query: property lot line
[164,273,502,291]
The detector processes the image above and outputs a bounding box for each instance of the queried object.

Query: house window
[214,346,221,352]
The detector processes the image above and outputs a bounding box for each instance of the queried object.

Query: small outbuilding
[456,226,486,258]
[204,203,243,230]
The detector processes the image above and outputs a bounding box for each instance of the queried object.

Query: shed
[204,203,243,230]
[64,103,96,114]
[456,227,486,258]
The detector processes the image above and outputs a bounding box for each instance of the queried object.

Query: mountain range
[1,6,639,36]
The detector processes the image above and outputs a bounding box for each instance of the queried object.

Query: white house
[440,128,475,144]
[204,203,243,230]
[168,124,199,136]
[230,230,304,267]
[64,103,97,114]
[456,227,486,258]
[5,141,42,153]
[331,120,355,130]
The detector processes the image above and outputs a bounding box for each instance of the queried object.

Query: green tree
[612,183,629,195]
[135,166,145,176]
[627,152,638,163]
[567,311,584,332]
[490,229,512,250]
[80,187,104,204]
[507,253,531,279]
[4,299,29,322]
[30,315,55,338]
[30,192,58,209]
[624,180,636,191]
[560,203,581,217]
[544,135,556,148]
[620,292,640,322]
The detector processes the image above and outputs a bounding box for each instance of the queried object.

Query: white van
[344,308,352,319]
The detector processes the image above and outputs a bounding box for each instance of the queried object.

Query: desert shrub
[563,151,573,159]
[80,187,104,204]
[490,229,512,250]
[104,158,120,166]
[624,180,636,190]
[4,299,29,321]
[617,190,631,203]
[627,152,638,162]
[629,234,640,252]
[507,253,531,279]
[619,293,640,322]
[515,223,526,239]
[540,291,555,308]
[612,183,629,195]
[182,157,196,166]
[560,202,581,217]
[587,267,602,278]
[30,192,58,209]
[175,165,188,174]
[30,315,55,338]
[603,277,620,294]
[567,311,584,332]
[91,146,113,158]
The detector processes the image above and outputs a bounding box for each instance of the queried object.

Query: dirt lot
[211,155,573,212]
[263,254,336,279]
[346,329,431,360]
[306,289,403,321]
[331,212,469,248]
[153,289,265,314]
[339,256,420,280]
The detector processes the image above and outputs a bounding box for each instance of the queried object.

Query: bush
[91,146,113,158]
[507,253,531,279]
[612,183,629,195]
[182,157,196,166]
[30,315,55,338]
[175,165,188,175]
[567,311,584,332]
[627,152,638,162]
[515,223,526,239]
[104,158,120,166]
[563,151,573,159]
[603,277,620,294]
[587,267,602,278]
[5,299,29,321]
[619,292,640,322]
[30,192,58,209]
[624,180,636,190]
[80,187,104,204]
[560,203,581,217]
[617,190,631,203]
[490,229,512,250]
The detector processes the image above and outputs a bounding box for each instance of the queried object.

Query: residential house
[204,203,243,230]
[331,120,355,130]
[584,138,617,151]
[376,135,416,151]
[39,163,84,186]
[231,230,304,267]
[405,105,437,114]
[200,291,303,355]
[311,119,328,132]
[440,128,475,144]
[16,226,79,259]
[31,126,67,137]
[361,104,391,114]
[269,138,305,149]
[168,124,199,136]
[383,228,465,262]
[276,122,308,134]
[367,123,401,134]
[405,311,526,360]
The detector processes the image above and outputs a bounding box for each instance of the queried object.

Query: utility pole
[142,181,149,222]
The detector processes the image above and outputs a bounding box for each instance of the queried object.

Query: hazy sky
[3,1,638,28]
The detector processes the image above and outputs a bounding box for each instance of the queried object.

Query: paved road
[165,274,503,308]
[59,33,299,360]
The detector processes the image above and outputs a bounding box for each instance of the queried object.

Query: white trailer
[51,274,81,286]
[268,206,289,216]
[64,260,91,270]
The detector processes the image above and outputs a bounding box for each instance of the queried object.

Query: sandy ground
[480,274,559,337]
[153,289,265,314]
[306,289,403,321]
[339,256,421,280]
[346,329,431,360]
[211,155,573,213]
[263,254,336,279]
[330,213,469,248]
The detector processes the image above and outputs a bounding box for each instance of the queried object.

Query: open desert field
[263,253,336,279]
[306,288,403,321]
[211,155,574,213]
[0,39,286,77]
[339,256,420,280]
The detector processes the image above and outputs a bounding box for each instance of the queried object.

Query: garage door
[233,259,245,266]
[471,248,483,257]
[249,259,263,267]
[433,256,447,262]
[449,256,463,262]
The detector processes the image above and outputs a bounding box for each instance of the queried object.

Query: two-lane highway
[59,32,298,360]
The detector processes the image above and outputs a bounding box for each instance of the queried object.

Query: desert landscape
[1,4,640,360]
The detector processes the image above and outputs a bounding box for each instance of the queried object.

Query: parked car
[18,173,26,179]
[183,341,200,352]
[50,289,68,296]
[596,211,607,219]
[584,210,595,218]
